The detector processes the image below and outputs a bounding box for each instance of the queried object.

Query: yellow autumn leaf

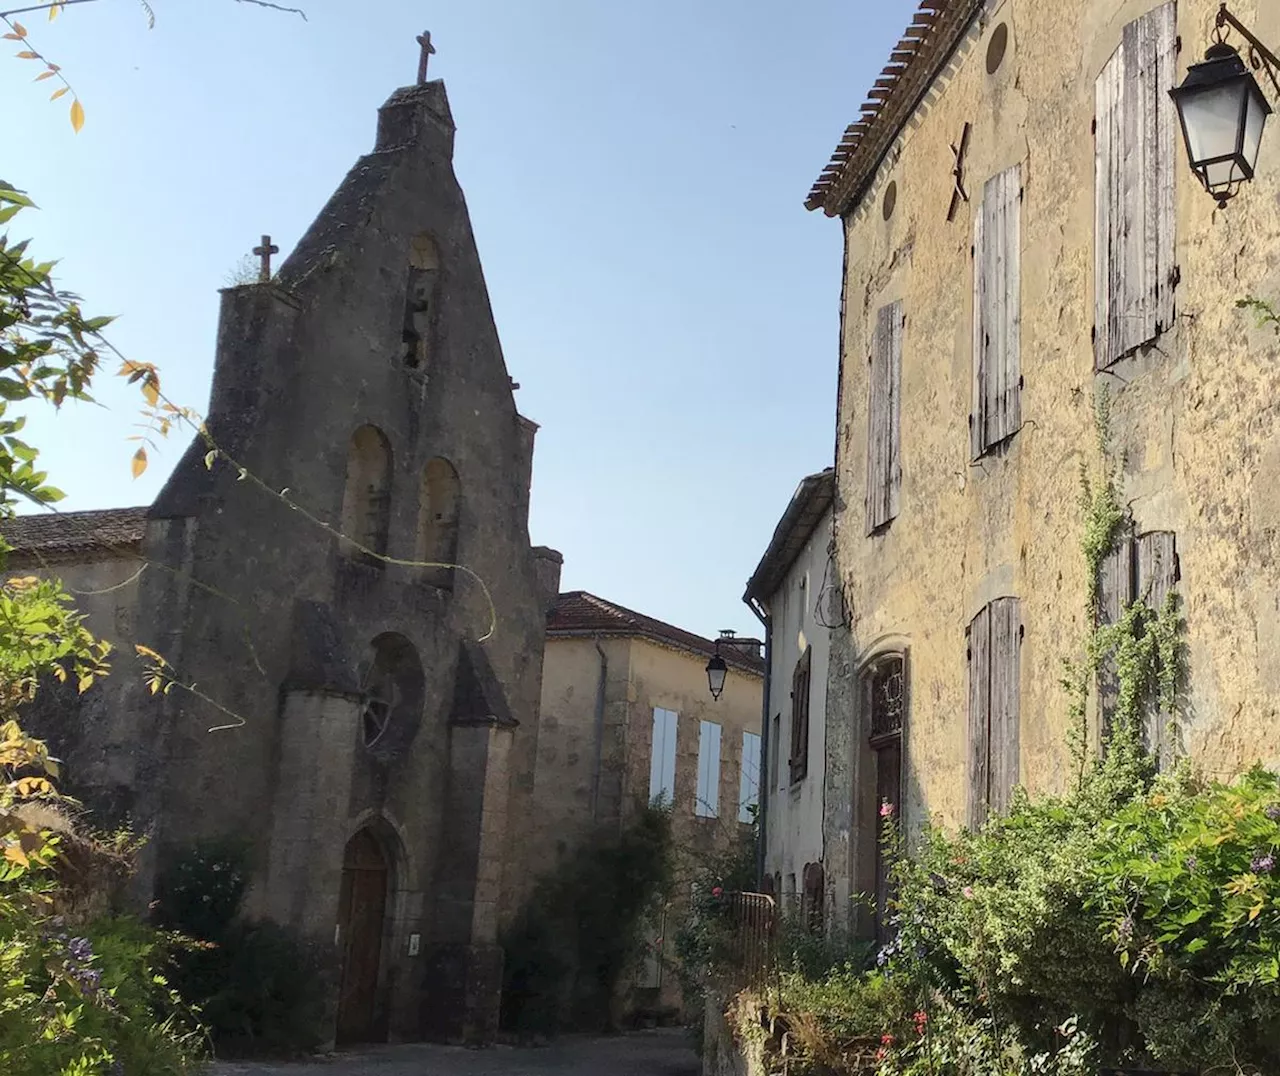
[16,50,38,59]
[4,844,29,868]
[50,3,61,20]
[50,86,68,101]
[142,379,160,407]
[34,70,53,81]
[13,22,27,37]
[1250,902,1264,922]
[70,98,84,133]
[1,34,20,41]
[131,446,148,478]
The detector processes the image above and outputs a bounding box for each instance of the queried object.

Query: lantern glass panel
[1243,82,1270,173]
[1181,78,1250,166]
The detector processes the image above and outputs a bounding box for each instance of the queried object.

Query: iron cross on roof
[252,235,279,282]
[416,30,436,85]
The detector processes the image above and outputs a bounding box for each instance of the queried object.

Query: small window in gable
[971,165,1023,459]
[1094,1,1178,368]
[402,235,439,370]
[339,425,393,565]
[416,457,460,588]
[866,300,904,534]
[967,598,1021,828]
[1098,528,1180,766]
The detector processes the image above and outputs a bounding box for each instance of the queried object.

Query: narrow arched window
[401,235,439,371]
[339,425,392,565]
[416,457,460,588]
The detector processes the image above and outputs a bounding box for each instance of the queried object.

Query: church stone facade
[6,76,563,1045]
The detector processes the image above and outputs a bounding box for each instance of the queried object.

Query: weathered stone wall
[829,0,1280,920]
[760,507,833,902]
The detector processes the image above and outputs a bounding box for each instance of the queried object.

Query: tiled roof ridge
[806,0,986,216]
[1,506,149,560]
[549,590,764,675]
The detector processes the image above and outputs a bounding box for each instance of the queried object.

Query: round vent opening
[986,22,1009,74]
[882,180,898,221]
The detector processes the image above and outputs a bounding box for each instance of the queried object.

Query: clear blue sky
[3,0,913,640]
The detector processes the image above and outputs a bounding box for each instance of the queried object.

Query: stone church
[5,69,565,1044]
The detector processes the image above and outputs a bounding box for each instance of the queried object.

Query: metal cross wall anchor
[948,121,973,222]
[252,235,279,282]
[416,30,436,85]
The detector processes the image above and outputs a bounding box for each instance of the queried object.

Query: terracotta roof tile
[548,591,764,675]
[0,507,148,561]
[806,0,984,216]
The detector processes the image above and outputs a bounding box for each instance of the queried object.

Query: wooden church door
[335,829,389,1044]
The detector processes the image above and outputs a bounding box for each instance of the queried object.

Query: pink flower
[962,886,974,899]
[879,802,895,818]
[711,886,723,898]
[881,1034,895,1046]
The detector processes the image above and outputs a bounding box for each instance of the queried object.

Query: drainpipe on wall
[590,636,608,823]
[746,597,772,893]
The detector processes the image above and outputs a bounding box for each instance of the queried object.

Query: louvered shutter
[972,165,1022,457]
[1095,1,1178,368]
[967,606,991,828]
[866,301,904,533]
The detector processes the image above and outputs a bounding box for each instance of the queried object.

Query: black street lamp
[705,631,733,701]
[1171,4,1278,208]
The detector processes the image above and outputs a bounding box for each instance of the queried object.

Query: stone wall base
[419,943,504,1044]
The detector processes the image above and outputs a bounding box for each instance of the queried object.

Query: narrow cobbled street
[206,1029,700,1076]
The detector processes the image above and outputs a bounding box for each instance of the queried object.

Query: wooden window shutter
[972,165,1022,458]
[790,647,812,783]
[1097,527,1135,737]
[1137,531,1179,765]
[988,597,1021,816]
[967,605,991,828]
[866,301,904,533]
[1095,1,1178,368]
[968,598,1021,825]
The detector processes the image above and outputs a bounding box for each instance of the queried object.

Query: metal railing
[726,891,777,989]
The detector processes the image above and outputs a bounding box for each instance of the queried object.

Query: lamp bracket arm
[1218,4,1280,97]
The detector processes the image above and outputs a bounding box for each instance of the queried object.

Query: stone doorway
[335,828,389,1045]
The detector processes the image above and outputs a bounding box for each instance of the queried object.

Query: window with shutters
[1095,1,1178,368]
[971,165,1022,459]
[789,647,813,784]
[648,707,678,806]
[861,653,906,943]
[695,720,722,818]
[967,598,1021,828]
[866,300,904,533]
[1098,529,1180,765]
[771,713,782,792]
[802,862,825,935]
[739,730,761,823]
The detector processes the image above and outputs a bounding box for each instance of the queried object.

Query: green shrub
[501,805,674,1036]
[0,857,203,1076]
[152,840,331,1058]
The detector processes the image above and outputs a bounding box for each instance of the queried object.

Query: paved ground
[206,1028,700,1076]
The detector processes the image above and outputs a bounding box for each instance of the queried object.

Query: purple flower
[74,967,101,994]
[1117,915,1134,943]
[1267,805,1280,822]
[1184,856,1197,871]
[1251,853,1275,875]
[67,937,93,963]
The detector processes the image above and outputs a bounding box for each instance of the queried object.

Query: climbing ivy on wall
[1060,386,1183,790]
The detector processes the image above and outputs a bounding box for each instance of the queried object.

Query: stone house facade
[743,471,837,926]
[537,591,764,1014]
[5,76,564,1046]
[802,0,1280,939]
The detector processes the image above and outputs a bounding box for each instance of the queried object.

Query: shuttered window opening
[648,707,678,807]
[967,598,1021,828]
[971,165,1023,459]
[1094,0,1178,369]
[862,653,906,944]
[695,720,722,818]
[789,646,813,784]
[1097,529,1180,766]
[739,730,762,823]
[866,300,904,533]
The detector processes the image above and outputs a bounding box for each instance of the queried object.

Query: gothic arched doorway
[335,828,389,1044]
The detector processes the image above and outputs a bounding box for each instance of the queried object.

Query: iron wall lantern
[1171,4,1279,207]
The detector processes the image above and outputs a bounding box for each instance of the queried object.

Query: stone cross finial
[416,31,436,84]
[252,235,279,282]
